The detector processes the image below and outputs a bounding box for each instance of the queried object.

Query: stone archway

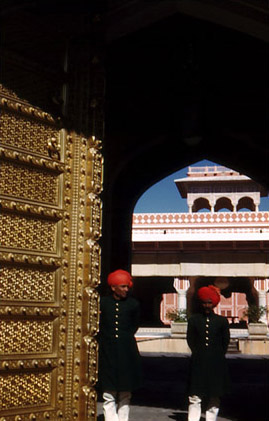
[103,11,268,273]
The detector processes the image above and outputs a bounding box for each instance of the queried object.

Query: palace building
[132,165,269,326]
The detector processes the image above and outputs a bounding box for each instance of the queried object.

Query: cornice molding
[0,198,65,220]
[0,146,65,173]
[0,90,57,124]
[0,251,62,267]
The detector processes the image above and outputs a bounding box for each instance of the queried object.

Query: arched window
[192,197,210,212]
[214,197,233,212]
[237,196,255,212]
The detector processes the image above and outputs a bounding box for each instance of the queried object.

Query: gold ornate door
[0,85,102,420]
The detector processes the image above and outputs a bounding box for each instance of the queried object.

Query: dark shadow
[133,277,176,326]
[96,353,267,420]
[132,354,190,410]
[131,353,268,421]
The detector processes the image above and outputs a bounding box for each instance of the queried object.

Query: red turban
[197,285,221,307]
[107,269,133,288]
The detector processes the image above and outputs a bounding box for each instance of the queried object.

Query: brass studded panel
[0,86,62,420]
[0,320,54,354]
[0,161,59,204]
[0,266,55,302]
[1,211,57,252]
[0,372,52,410]
[0,84,103,420]
[0,109,58,155]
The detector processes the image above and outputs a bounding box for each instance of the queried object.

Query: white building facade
[132,166,269,325]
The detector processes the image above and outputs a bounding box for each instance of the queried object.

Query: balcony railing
[187,166,239,176]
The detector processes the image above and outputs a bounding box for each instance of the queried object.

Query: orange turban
[107,269,133,288]
[197,285,221,307]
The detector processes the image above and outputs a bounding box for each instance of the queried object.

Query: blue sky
[134,159,269,213]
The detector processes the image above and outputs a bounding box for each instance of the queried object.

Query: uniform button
[116,308,119,312]
[206,336,209,340]
[115,327,118,331]
[206,343,209,347]
[115,314,119,318]
[115,334,118,338]
[115,321,119,324]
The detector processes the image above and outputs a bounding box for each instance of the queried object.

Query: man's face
[111,284,130,300]
[201,299,214,314]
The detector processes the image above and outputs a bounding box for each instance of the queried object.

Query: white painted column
[254,279,268,324]
[258,291,267,323]
[173,278,189,311]
[258,291,267,307]
[209,199,214,213]
[177,291,187,311]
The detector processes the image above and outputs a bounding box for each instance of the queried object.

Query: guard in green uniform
[98,269,142,421]
[187,285,230,421]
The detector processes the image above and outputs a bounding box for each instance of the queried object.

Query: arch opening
[132,160,269,327]
[214,197,233,212]
[237,196,256,212]
[192,197,211,212]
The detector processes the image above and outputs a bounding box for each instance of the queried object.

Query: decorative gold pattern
[0,306,60,317]
[62,134,88,418]
[88,193,102,240]
[87,240,101,288]
[47,137,61,160]
[0,84,56,124]
[0,266,55,301]
[0,357,58,371]
[85,288,99,338]
[0,161,59,204]
[83,386,98,421]
[0,198,64,220]
[0,212,57,252]
[0,147,64,172]
[0,320,53,354]
[0,24,104,420]
[0,251,61,267]
[0,82,66,419]
[0,128,103,421]
[0,373,51,409]
[81,136,103,419]
[84,336,99,385]
[0,110,57,155]
[57,133,103,419]
[87,138,103,195]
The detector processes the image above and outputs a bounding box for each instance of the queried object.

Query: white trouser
[103,391,131,421]
[188,395,220,421]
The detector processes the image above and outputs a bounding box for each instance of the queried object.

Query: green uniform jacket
[98,295,142,392]
[187,311,231,397]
